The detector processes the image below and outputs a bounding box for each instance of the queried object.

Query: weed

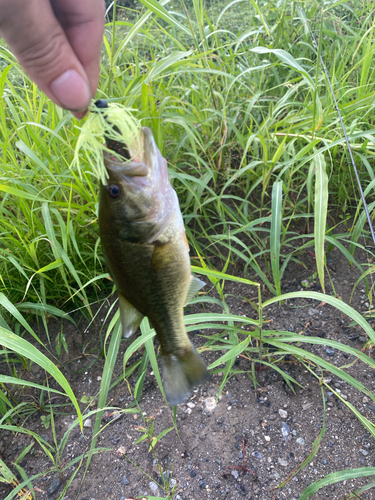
[1,0,375,498]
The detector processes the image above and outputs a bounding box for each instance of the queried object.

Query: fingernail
[50,69,91,111]
[72,110,88,120]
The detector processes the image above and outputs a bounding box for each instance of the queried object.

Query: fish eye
[107,184,121,198]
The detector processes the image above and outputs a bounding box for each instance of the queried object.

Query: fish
[98,124,208,405]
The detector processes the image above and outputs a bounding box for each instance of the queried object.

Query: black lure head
[94,99,131,161]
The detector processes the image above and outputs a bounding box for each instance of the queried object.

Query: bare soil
[1,245,375,500]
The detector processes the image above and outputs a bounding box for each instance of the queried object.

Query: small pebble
[281,421,290,441]
[252,451,263,459]
[348,334,359,341]
[199,481,207,488]
[363,396,370,403]
[120,476,130,485]
[149,482,159,494]
[190,470,197,478]
[322,460,328,465]
[360,449,369,456]
[83,419,92,428]
[278,458,288,467]
[187,402,195,409]
[47,478,62,496]
[204,397,217,412]
[326,348,335,357]
[359,336,366,342]
[231,470,239,479]
[308,307,320,316]
[278,409,288,419]
[296,438,305,446]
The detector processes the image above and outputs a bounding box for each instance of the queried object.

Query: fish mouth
[93,100,156,171]
[103,127,156,179]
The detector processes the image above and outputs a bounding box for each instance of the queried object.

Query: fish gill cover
[73,100,142,184]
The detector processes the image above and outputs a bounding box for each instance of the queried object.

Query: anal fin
[184,275,206,306]
[118,292,143,338]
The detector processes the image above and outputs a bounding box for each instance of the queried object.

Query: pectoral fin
[184,276,206,306]
[118,292,143,338]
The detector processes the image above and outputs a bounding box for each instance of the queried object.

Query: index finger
[51,0,105,100]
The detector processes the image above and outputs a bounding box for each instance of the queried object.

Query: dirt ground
[1,243,375,500]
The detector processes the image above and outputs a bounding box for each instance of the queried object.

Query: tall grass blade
[270,180,283,295]
[137,0,192,35]
[208,337,250,370]
[87,318,122,469]
[298,468,375,500]
[264,291,375,342]
[0,327,82,427]
[139,318,166,400]
[314,154,328,292]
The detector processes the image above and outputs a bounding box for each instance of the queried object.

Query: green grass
[2,0,375,498]
[1,0,375,307]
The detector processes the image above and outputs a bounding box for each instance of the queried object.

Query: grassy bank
[1,1,375,498]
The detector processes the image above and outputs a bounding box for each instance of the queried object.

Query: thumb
[0,0,92,113]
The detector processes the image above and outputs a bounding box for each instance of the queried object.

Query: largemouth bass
[99,125,208,404]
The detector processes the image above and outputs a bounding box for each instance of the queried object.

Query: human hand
[0,0,105,119]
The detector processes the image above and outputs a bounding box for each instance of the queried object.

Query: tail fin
[162,347,209,405]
